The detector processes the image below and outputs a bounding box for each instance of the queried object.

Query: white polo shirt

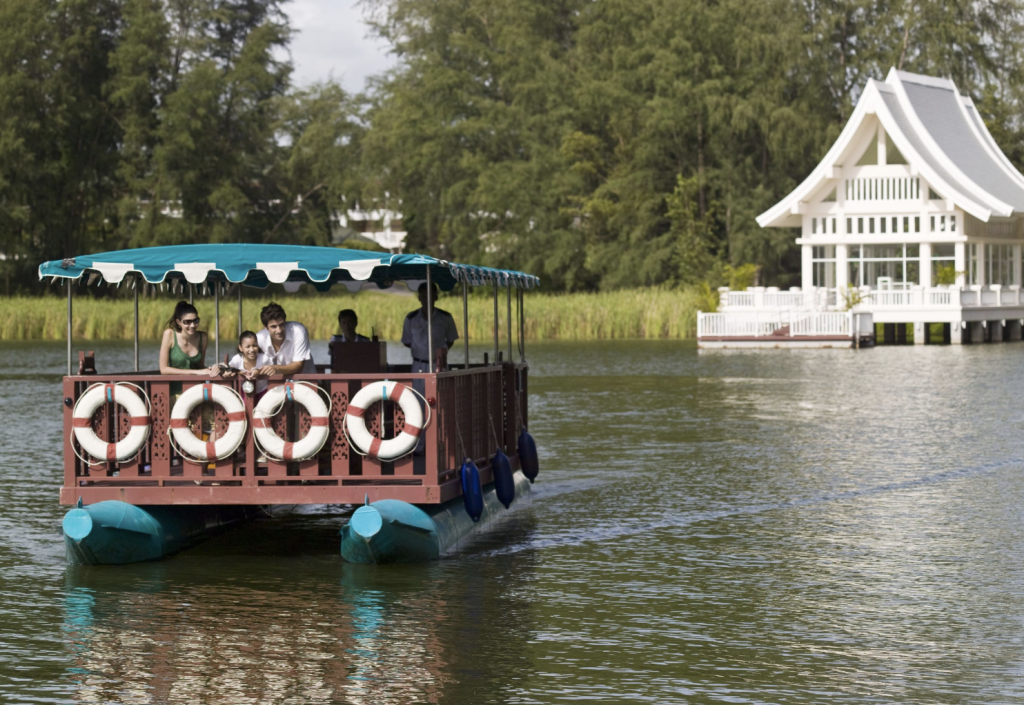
[256,321,316,374]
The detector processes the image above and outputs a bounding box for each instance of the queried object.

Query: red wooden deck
[60,364,529,506]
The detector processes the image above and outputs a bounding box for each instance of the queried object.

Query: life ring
[345,380,424,460]
[169,382,247,461]
[253,382,330,461]
[72,383,151,462]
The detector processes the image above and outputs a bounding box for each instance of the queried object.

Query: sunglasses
[180,317,200,326]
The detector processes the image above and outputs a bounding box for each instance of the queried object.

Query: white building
[700,68,1024,346]
[335,202,407,252]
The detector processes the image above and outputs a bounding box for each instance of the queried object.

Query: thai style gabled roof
[757,68,1024,228]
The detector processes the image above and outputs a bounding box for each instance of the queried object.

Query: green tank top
[169,332,203,396]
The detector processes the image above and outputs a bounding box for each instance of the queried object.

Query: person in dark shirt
[330,309,370,343]
[401,283,459,373]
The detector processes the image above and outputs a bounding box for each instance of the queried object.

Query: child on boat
[223,330,270,404]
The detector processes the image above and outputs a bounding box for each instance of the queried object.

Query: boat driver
[255,301,317,376]
[401,282,459,372]
[330,309,370,343]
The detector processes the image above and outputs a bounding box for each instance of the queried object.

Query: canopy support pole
[506,283,512,363]
[237,285,243,338]
[189,283,193,304]
[462,281,470,370]
[426,267,434,372]
[493,281,499,363]
[66,280,72,376]
[214,282,220,362]
[519,289,525,362]
[133,277,140,372]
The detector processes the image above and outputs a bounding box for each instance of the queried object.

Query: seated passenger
[254,301,316,377]
[223,330,271,403]
[330,309,370,343]
[401,282,459,373]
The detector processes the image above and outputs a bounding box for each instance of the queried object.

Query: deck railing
[722,285,1024,312]
[61,363,528,506]
[697,311,852,338]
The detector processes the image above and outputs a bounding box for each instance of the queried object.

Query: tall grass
[0,286,715,341]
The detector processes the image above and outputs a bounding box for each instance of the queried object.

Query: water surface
[1,340,1023,703]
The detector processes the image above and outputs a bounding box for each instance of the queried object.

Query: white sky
[284,0,397,93]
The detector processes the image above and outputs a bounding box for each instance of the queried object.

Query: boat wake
[476,456,1024,557]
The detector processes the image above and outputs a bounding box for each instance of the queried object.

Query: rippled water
[2,339,1024,703]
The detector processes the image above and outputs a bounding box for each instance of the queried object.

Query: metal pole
[189,283,193,304]
[506,283,512,362]
[462,280,470,369]
[519,288,525,361]
[493,281,499,363]
[237,285,243,338]
[426,267,434,372]
[214,281,220,362]
[66,280,72,376]
[133,277,140,372]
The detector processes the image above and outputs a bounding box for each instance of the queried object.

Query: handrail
[60,363,528,507]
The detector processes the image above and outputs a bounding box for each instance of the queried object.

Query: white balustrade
[791,312,852,336]
[698,311,852,338]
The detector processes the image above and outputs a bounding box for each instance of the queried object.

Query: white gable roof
[757,68,1024,228]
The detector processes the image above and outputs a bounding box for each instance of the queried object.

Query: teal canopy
[38,244,539,291]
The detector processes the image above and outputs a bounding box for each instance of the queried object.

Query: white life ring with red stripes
[253,381,330,461]
[345,380,424,460]
[169,382,247,461]
[72,383,151,462]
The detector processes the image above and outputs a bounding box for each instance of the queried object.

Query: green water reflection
[2,340,1024,703]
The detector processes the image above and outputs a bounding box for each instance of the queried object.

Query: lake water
[2,339,1024,703]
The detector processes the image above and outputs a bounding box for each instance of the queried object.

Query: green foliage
[841,286,866,311]
[3,0,1024,296]
[724,264,760,290]
[0,288,712,340]
[933,264,959,286]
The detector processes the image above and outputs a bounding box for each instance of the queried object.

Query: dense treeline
[3,0,1024,294]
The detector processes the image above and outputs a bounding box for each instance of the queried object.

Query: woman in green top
[159,301,221,393]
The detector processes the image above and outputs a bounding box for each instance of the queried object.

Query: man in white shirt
[255,302,317,376]
[401,283,459,373]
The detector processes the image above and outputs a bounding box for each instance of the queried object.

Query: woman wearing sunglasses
[159,301,222,391]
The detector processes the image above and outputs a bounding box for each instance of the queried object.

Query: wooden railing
[61,363,529,506]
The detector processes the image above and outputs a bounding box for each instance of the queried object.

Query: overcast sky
[284,0,397,93]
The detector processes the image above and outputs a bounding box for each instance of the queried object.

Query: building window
[931,244,955,286]
[968,243,978,285]
[847,244,920,288]
[986,244,1013,286]
[812,246,836,288]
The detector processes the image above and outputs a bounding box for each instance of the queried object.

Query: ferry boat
[39,244,540,565]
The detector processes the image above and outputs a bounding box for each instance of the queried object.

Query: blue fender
[461,459,483,522]
[492,449,515,509]
[518,429,539,483]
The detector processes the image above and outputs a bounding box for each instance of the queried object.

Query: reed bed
[0,286,713,341]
